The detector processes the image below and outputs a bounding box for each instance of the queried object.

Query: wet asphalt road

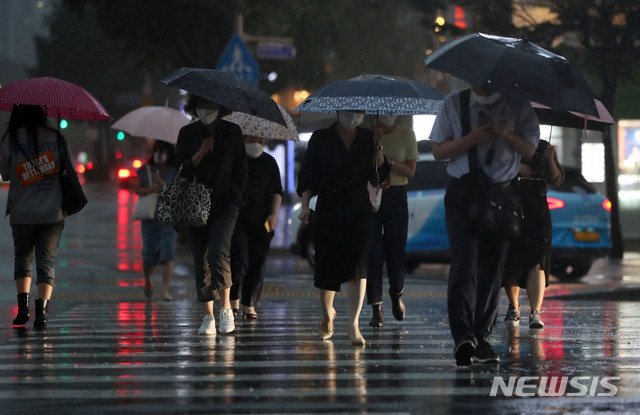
[1,182,640,414]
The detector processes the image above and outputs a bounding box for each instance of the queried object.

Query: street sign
[257,43,297,60]
[216,33,260,85]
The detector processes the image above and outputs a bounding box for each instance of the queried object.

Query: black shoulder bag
[460,90,521,238]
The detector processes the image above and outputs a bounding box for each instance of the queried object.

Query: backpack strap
[459,89,478,173]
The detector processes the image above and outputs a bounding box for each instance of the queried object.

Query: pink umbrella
[111,105,192,144]
[224,104,298,141]
[0,76,110,120]
[532,98,614,131]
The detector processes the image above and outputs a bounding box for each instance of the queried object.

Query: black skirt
[503,178,551,288]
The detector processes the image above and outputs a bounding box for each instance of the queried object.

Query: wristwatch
[377,145,384,150]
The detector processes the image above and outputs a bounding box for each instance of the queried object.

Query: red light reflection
[117,189,143,280]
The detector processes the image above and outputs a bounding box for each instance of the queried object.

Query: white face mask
[378,115,397,126]
[471,91,502,105]
[153,152,168,164]
[245,142,264,158]
[338,111,364,129]
[196,109,218,125]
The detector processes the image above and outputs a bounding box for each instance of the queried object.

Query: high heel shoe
[318,308,336,340]
[347,326,366,346]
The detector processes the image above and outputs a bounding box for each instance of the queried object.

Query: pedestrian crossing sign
[216,33,260,85]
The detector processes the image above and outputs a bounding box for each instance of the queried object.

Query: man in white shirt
[429,86,539,366]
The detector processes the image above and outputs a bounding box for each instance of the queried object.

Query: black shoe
[13,293,30,325]
[369,304,383,328]
[454,339,476,366]
[473,340,500,364]
[33,299,49,329]
[389,290,405,321]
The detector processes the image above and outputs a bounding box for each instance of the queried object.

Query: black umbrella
[159,67,286,126]
[425,33,598,116]
[293,74,443,115]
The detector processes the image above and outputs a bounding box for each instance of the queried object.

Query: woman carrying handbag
[134,140,178,301]
[175,94,247,336]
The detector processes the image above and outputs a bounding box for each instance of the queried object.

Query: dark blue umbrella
[425,33,598,116]
[294,74,444,115]
[159,67,286,126]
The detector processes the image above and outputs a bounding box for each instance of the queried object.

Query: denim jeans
[367,185,408,305]
[12,220,65,287]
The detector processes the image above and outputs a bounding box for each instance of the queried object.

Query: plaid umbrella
[0,76,110,120]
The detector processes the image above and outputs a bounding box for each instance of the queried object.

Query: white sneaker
[198,314,216,335]
[218,307,235,334]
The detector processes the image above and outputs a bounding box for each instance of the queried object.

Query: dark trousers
[367,185,408,304]
[12,220,65,287]
[188,203,239,302]
[230,227,272,307]
[444,179,509,346]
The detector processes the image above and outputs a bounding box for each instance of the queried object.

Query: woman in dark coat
[175,94,247,336]
[297,110,388,346]
[503,139,564,329]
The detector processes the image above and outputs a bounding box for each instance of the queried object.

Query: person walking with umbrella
[229,134,283,319]
[1,105,73,329]
[175,94,247,335]
[366,114,419,328]
[429,86,539,365]
[297,110,389,346]
[134,140,179,301]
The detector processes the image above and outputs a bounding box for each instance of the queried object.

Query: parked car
[289,158,612,280]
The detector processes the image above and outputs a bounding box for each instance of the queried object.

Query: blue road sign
[216,33,260,85]
[257,43,297,60]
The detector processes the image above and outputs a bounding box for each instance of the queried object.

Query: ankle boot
[13,293,30,325]
[34,299,49,329]
[369,304,384,328]
[389,290,405,321]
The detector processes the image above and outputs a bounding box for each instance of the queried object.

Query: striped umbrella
[0,76,110,120]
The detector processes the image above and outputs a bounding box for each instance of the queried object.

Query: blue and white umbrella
[293,74,444,115]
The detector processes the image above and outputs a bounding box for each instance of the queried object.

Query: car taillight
[118,168,132,179]
[547,196,566,210]
[602,198,612,211]
[76,164,86,174]
[132,159,142,169]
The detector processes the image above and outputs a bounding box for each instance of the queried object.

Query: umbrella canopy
[159,67,286,126]
[293,74,444,115]
[532,99,614,131]
[425,33,598,116]
[0,76,110,120]
[111,106,192,144]
[224,104,299,141]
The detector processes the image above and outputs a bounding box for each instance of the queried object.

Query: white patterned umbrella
[224,104,298,141]
[293,74,443,115]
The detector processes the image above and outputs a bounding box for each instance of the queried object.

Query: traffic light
[117,131,125,141]
[59,119,68,129]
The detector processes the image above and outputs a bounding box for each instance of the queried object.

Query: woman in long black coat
[297,110,389,346]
